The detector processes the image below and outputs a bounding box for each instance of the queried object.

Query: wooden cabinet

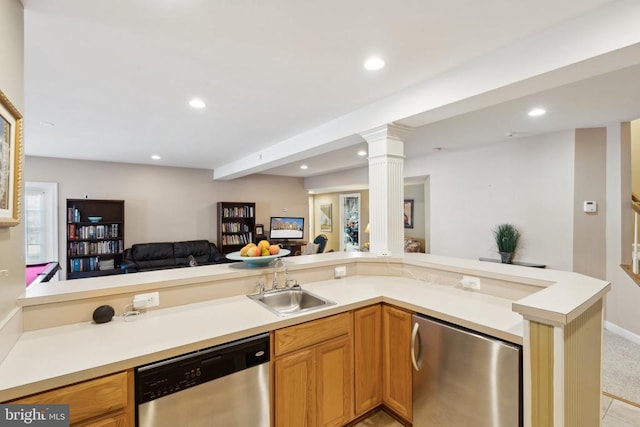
[9,370,134,426]
[216,201,256,254]
[66,199,125,280]
[382,304,413,422]
[316,336,352,426]
[274,348,316,426]
[353,304,382,416]
[273,312,353,427]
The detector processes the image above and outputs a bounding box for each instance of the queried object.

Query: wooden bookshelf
[66,199,125,280]
[217,202,256,254]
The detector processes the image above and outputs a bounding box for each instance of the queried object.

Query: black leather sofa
[121,240,232,273]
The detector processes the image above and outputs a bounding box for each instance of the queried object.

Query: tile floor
[603,395,640,427]
[354,409,402,427]
[355,395,640,426]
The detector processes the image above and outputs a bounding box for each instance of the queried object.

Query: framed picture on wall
[0,89,23,227]
[255,224,264,236]
[404,199,414,229]
[320,203,332,232]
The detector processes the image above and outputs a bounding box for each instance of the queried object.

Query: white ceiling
[22,0,640,180]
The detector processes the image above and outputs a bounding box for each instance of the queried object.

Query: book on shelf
[221,233,253,246]
[222,205,254,218]
[99,259,115,271]
[69,256,100,272]
[68,240,123,256]
[68,224,120,241]
[67,207,81,223]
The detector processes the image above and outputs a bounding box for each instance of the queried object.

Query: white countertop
[1,275,522,401]
[1,252,611,401]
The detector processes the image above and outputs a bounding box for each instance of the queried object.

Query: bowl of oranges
[226,240,290,267]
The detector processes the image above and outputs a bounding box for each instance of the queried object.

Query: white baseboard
[604,321,640,346]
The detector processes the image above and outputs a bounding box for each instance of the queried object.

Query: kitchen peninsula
[0,252,609,426]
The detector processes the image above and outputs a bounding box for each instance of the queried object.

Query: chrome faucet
[272,257,288,290]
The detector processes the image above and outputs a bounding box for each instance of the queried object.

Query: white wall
[406,131,575,270]
[25,157,308,278]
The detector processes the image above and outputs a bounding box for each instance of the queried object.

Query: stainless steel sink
[248,287,335,317]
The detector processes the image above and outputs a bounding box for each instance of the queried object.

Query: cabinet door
[316,336,353,427]
[353,305,382,416]
[274,348,316,427]
[10,371,130,426]
[382,305,413,421]
[78,412,127,427]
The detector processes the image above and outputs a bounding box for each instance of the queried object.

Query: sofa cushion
[130,242,176,269]
[174,240,211,265]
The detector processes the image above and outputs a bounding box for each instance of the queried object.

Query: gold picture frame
[320,203,332,232]
[0,89,23,227]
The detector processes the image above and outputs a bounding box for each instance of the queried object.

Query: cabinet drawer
[275,312,351,355]
[11,371,128,425]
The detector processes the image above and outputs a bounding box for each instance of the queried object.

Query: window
[24,182,58,264]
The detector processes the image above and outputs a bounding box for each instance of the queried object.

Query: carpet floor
[604,329,640,406]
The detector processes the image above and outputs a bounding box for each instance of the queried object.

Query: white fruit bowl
[226,249,290,267]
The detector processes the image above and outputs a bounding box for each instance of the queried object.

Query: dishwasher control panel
[135,333,270,403]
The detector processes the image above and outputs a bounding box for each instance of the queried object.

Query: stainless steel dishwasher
[412,314,522,426]
[135,332,270,427]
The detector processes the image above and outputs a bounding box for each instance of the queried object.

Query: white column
[360,123,412,256]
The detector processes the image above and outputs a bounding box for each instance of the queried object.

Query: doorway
[339,193,360,251]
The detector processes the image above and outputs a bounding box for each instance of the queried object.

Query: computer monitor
[268,216,304,241]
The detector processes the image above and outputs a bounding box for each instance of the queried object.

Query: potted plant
[493,223,520,264]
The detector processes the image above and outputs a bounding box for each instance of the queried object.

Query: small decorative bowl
[87,216,102,223]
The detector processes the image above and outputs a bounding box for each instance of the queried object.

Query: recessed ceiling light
[364,57,385,71]
[300,164,309,170]
[357,150,367,157]
[151,154,161,160]
[189,99,206,109]
[39,121,55,126]
[528,108,546,117]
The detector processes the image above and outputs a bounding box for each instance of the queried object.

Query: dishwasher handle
[411,321,421,371]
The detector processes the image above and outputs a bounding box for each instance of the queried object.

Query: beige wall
[311,193,340,252]
[311,185,427,253]
[311,190,370,253]
[25,156,308,278]
[573,128,607,280]
[0,0,24,344]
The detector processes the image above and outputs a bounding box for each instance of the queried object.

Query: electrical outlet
[460,275,481,290]
[133,292,160,309]
[334,266,347,278]
[377,251,392,257]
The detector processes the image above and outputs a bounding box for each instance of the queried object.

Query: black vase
[499,252,513,264]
